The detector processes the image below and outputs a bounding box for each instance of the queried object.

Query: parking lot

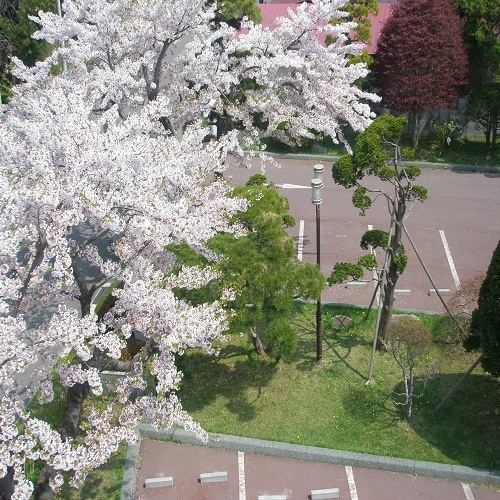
[133,438,500,499]
[225,158,500,312]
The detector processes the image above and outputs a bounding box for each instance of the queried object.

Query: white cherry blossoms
[0,0,379,496]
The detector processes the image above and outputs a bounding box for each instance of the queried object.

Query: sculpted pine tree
[332,115,428,350]
[0,0,378,497]
[375,0,468,146]
[209,176,325,360]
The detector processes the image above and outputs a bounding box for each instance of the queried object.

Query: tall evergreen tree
[453,0,500,87]
[464,240,500,377]
[0,0,56,101]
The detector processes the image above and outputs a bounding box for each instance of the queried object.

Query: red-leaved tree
[374,0,468,146]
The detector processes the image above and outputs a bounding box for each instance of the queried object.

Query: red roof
[256,2,394,54]
[366,3,394,54]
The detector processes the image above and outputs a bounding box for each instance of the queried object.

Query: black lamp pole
[311,164,324,361]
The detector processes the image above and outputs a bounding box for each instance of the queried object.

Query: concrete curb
[120,426,500,499]
[295,298,446,317]
[249,151,500,174]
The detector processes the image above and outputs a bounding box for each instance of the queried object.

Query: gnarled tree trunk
[250,322,266,357]
[35,381,90,500]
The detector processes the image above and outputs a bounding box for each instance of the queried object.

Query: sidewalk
[121,426,500,499]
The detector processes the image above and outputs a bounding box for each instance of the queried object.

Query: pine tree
[464,240,500,377]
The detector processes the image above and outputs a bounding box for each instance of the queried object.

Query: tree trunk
[406,369,414,420]
[0,467,15,500]
[485,123,491,151]
[34,382,90,499]
[250,325,266,357]
[411,112,419,148]
[410,110,431,148]
[377,201,405,350]
[58,382,90,440]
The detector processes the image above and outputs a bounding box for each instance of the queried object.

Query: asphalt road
[225,157,500,313]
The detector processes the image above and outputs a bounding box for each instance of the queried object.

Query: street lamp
[311,164,324,361]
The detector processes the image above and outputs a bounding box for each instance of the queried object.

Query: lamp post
[311,164,324,361]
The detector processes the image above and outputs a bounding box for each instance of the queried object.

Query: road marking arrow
[277,183,310,189]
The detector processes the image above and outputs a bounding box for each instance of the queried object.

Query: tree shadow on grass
[323,332,370,381]
[178,345,278,422]
[60,446,126,500]
[291,304,372,377]
[408,373,500,470]
[342,384,399,430]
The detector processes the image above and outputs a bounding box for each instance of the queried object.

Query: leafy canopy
[452,0,500,86]
[207,177,325,359]
[375,0,468,114]
[332,115,428,216]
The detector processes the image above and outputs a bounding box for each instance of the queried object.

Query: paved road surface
[134,439,499,499]
[225,157,500,312]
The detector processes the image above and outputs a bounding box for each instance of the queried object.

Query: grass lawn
[178,303,500,471]
[55,446,127,500]
[261,135,499,167]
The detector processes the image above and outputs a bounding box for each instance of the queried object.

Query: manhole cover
[332,315,352,329]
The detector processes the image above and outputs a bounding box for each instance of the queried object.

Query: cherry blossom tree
[0,0,379,497]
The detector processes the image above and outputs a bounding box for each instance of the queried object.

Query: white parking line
[345,466,358,500]
[462,482,475,500]
[439,230,461,289]
[238,451,246,500]
[297,220,304,261]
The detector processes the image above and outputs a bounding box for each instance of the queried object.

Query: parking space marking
[439,229,461,289]
[297,220,304,261]
[462,483,474,500]
[345,466,358,500]
[238,451,246,500]
[462,482,475,500]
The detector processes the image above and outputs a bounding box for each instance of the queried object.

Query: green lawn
[178,303,500,470]
[56,446,126,500]
[261,135,499,167]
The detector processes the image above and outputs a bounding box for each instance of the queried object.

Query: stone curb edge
[247,151,500,174]
[295,299,445,317]
[120,426,500,499]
